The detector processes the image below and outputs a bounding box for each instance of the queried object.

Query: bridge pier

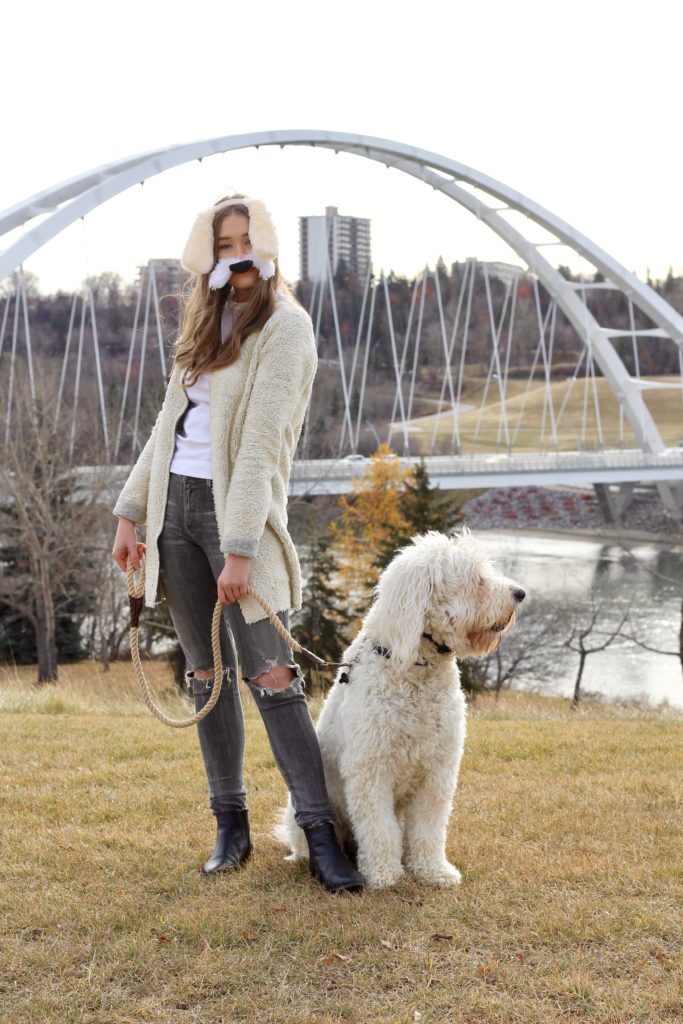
[593,483,636,524]
[656,482,683,522]
[594,481,683,524]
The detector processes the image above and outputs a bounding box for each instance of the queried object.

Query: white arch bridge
[2,130,683,519]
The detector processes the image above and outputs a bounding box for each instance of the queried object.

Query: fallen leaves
[317,951,352,966]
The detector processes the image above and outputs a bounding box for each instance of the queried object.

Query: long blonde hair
[173,194,295,385]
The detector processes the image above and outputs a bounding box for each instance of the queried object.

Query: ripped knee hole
[185,665,235,696]
[250,665,295,691]
[244,662,306,696]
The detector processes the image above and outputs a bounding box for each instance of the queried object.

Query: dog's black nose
[512,587,526,603]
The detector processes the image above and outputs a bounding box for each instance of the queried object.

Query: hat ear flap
[181,209,216,275]
[246,198,279,261]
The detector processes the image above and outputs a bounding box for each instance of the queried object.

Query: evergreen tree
[374,458,463,571]
[294,527,353,693]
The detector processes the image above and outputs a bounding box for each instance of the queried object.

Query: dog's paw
[359,863,406,890]
[409,861,462,887]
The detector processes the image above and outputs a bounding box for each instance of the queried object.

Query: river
[475,532,683,710]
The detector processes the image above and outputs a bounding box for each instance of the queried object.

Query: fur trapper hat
[180,196,279,278]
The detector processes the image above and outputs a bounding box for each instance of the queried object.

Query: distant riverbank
[461,483,682,543]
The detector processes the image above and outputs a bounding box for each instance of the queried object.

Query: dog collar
[422,632,452,655]
[338,636,447,684]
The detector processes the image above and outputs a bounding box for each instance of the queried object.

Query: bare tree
[566,599,631,709]
[84,524,131,671]
[475,597,566,697]
[0,361,106,682]
[616,541,683,674]
[621,618,682,665]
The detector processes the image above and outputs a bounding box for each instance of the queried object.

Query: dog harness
[338,632,453,684]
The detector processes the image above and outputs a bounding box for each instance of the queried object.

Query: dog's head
[364,529,525,671]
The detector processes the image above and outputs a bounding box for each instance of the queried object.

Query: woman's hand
[112,517,146,572]
[218,554,253,605]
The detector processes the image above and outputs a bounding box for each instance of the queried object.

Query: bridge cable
[355,277,377,452]
[482,264,513,450]
[627,295,641,378]
[132,264,153,455]
[445,259,473,449]
[87,284,110,459]
[4,279,21,448]
[114,267,145,462]
[0,291,10,361]
[301,273,328,461]
[382,271,409,454]
[539,300,558,448]
[325,249,354,454]
[589,346,604,449]
[300,277,319,461]
[470,268,505,452]
[554,346,587,445]
[149,261,168,380]
[499,270,519,450]
[433,263,459,453]
[532,278,558,448]
[578,272,607,449]
[55,292,79,429]
[19,271,36,407]
[510,297,553,448]
[452,260,476,452]
[431,258,472,452]
[341,260,372,452]
[388,272,418,453]
[409,268,428,445]
[472,267,514,452]
[68,291,87,462]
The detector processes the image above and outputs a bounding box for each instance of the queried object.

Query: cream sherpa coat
[113,299,317,624]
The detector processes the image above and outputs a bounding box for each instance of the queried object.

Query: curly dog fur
[276,529,525,889]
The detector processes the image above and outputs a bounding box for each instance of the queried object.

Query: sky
[2,0,682,294]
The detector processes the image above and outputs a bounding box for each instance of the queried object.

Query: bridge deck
[88,450,683,500]
[288,450,683,494]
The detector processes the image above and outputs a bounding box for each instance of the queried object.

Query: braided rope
[126,557,326,729]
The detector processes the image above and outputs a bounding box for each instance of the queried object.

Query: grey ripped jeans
[157,472,335,829]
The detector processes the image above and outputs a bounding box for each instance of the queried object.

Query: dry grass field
[404,376,683,454]
[1,661,682,1024]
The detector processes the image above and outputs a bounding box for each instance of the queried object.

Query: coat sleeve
[220,309,317,557]
[112,408,164,525]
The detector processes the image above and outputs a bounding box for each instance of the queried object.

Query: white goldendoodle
[277,529,525,890]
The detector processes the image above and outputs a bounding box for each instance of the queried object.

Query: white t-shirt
[169,299,247,479]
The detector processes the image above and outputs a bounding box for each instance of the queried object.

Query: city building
[135,258,187,299]
[299,206,371,282]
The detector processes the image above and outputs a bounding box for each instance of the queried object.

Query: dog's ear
[368,548,436,673]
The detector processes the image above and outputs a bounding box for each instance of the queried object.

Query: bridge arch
[2,130,682,472]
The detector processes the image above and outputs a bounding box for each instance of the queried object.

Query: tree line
[4,262,683,463]
[1,368,680,708]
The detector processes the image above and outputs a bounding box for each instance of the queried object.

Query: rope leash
[126,557,348,729]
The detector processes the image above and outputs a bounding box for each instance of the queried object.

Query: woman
[111,194,362,893]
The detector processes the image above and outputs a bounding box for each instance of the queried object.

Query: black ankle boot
[303,822,364,893]
[202,809,253,874]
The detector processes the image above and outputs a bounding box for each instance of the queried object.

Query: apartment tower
[299,206,371,282]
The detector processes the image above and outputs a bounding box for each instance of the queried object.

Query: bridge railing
[291,448,683,479]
